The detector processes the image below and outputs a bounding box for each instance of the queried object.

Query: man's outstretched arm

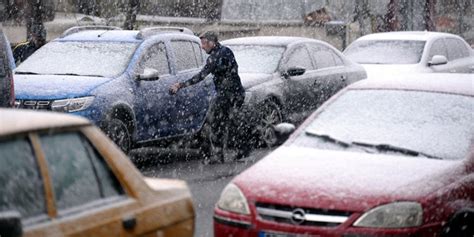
[169,55,217,94]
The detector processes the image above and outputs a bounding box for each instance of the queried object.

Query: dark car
[222,36,366,147]
[0,27,15,107]
[214,74,474,237]
[14,26,214,153]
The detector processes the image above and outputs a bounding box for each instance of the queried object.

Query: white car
[344,31,474,78]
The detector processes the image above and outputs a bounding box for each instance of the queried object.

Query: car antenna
[98,30,110,38]
[73,12,81,26]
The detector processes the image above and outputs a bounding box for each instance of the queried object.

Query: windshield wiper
[52,73,104,77]
[351,141,442,160]
[15,71,40,75]
[305,130,351,148]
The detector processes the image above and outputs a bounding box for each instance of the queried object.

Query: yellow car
[0,109,194,237]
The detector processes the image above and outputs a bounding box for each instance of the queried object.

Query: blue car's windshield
[15,41,139,78]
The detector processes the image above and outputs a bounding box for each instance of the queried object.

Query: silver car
[344,31,474,78]
[222,36,366,147]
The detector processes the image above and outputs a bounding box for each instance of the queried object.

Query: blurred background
[1,0,473,50]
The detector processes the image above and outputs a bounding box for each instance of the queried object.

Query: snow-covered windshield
[294,90,474,160]
[226,45,285,73]
[344,40,426,64]
[15,41,139,77]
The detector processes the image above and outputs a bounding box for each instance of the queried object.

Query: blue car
[14,26,214,152]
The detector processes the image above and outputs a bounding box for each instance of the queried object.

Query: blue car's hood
[14,74,115,100]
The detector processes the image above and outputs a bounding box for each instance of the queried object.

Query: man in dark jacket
[170,31,249,163]
[13,24,46,65]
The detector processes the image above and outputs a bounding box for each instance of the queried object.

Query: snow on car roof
[355,31,457,42]
[222,36,318,46]
[0,109,90,136]
[57,30,142,42]
[350,73,474,96]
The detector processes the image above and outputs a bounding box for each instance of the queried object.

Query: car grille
[15,100,53,110]
[256,203,351,227]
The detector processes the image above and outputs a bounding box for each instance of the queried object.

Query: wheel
[255,100,283,148]
[104,118,131,153]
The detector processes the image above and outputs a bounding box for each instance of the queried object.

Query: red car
[214,74,474,237]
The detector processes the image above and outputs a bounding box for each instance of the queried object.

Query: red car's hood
[234,146,464,212]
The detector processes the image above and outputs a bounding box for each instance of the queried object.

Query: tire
[104,118,131,154]
[255,100,283,148]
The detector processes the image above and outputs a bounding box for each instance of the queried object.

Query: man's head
[199,31,218,54]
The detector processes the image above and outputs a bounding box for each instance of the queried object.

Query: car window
[428,39,448,59]
[0,137,47,220]
[446,38,470,60]
[286,46,314,70]
[226,45,285,73]
[140,42,170,75]
[315,50,337,69]
[332,53,344,66]
[172,41,198,71]
[40,132,123,211]
[82,136,124,198]
[192,42,204,67]
[308,44,337,69]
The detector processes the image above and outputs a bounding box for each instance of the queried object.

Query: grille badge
[291,208,306,225]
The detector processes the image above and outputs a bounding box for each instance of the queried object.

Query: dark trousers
[208,93,246,153]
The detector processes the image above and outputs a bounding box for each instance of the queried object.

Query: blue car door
[133,41,179,140]
[170,40,213,135]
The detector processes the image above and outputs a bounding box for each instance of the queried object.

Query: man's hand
[169,82,183,95]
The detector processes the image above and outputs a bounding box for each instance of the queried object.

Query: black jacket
[183,43,245,99]
[13,41,40,64]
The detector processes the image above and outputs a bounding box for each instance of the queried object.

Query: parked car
[344,31,474,78]
[0,109,195,237]
[0,26,15,107]
[222,36,366,147]
[214,74,474,237]
[14,26,213,152]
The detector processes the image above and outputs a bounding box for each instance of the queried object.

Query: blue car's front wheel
[104,118,131,153]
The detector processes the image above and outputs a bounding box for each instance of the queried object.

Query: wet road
[130,147,272,237]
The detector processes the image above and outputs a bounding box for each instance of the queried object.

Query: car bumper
[214,209,443,237]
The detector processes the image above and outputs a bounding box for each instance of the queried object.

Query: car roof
[56,28,198,43]
[56,30,142,42]
[354,31,458,42]
[222,36,320,46]
[0,109,90,137]
[349,73,474,96]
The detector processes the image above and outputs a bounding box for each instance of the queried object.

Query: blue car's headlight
[51,96,95,113]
